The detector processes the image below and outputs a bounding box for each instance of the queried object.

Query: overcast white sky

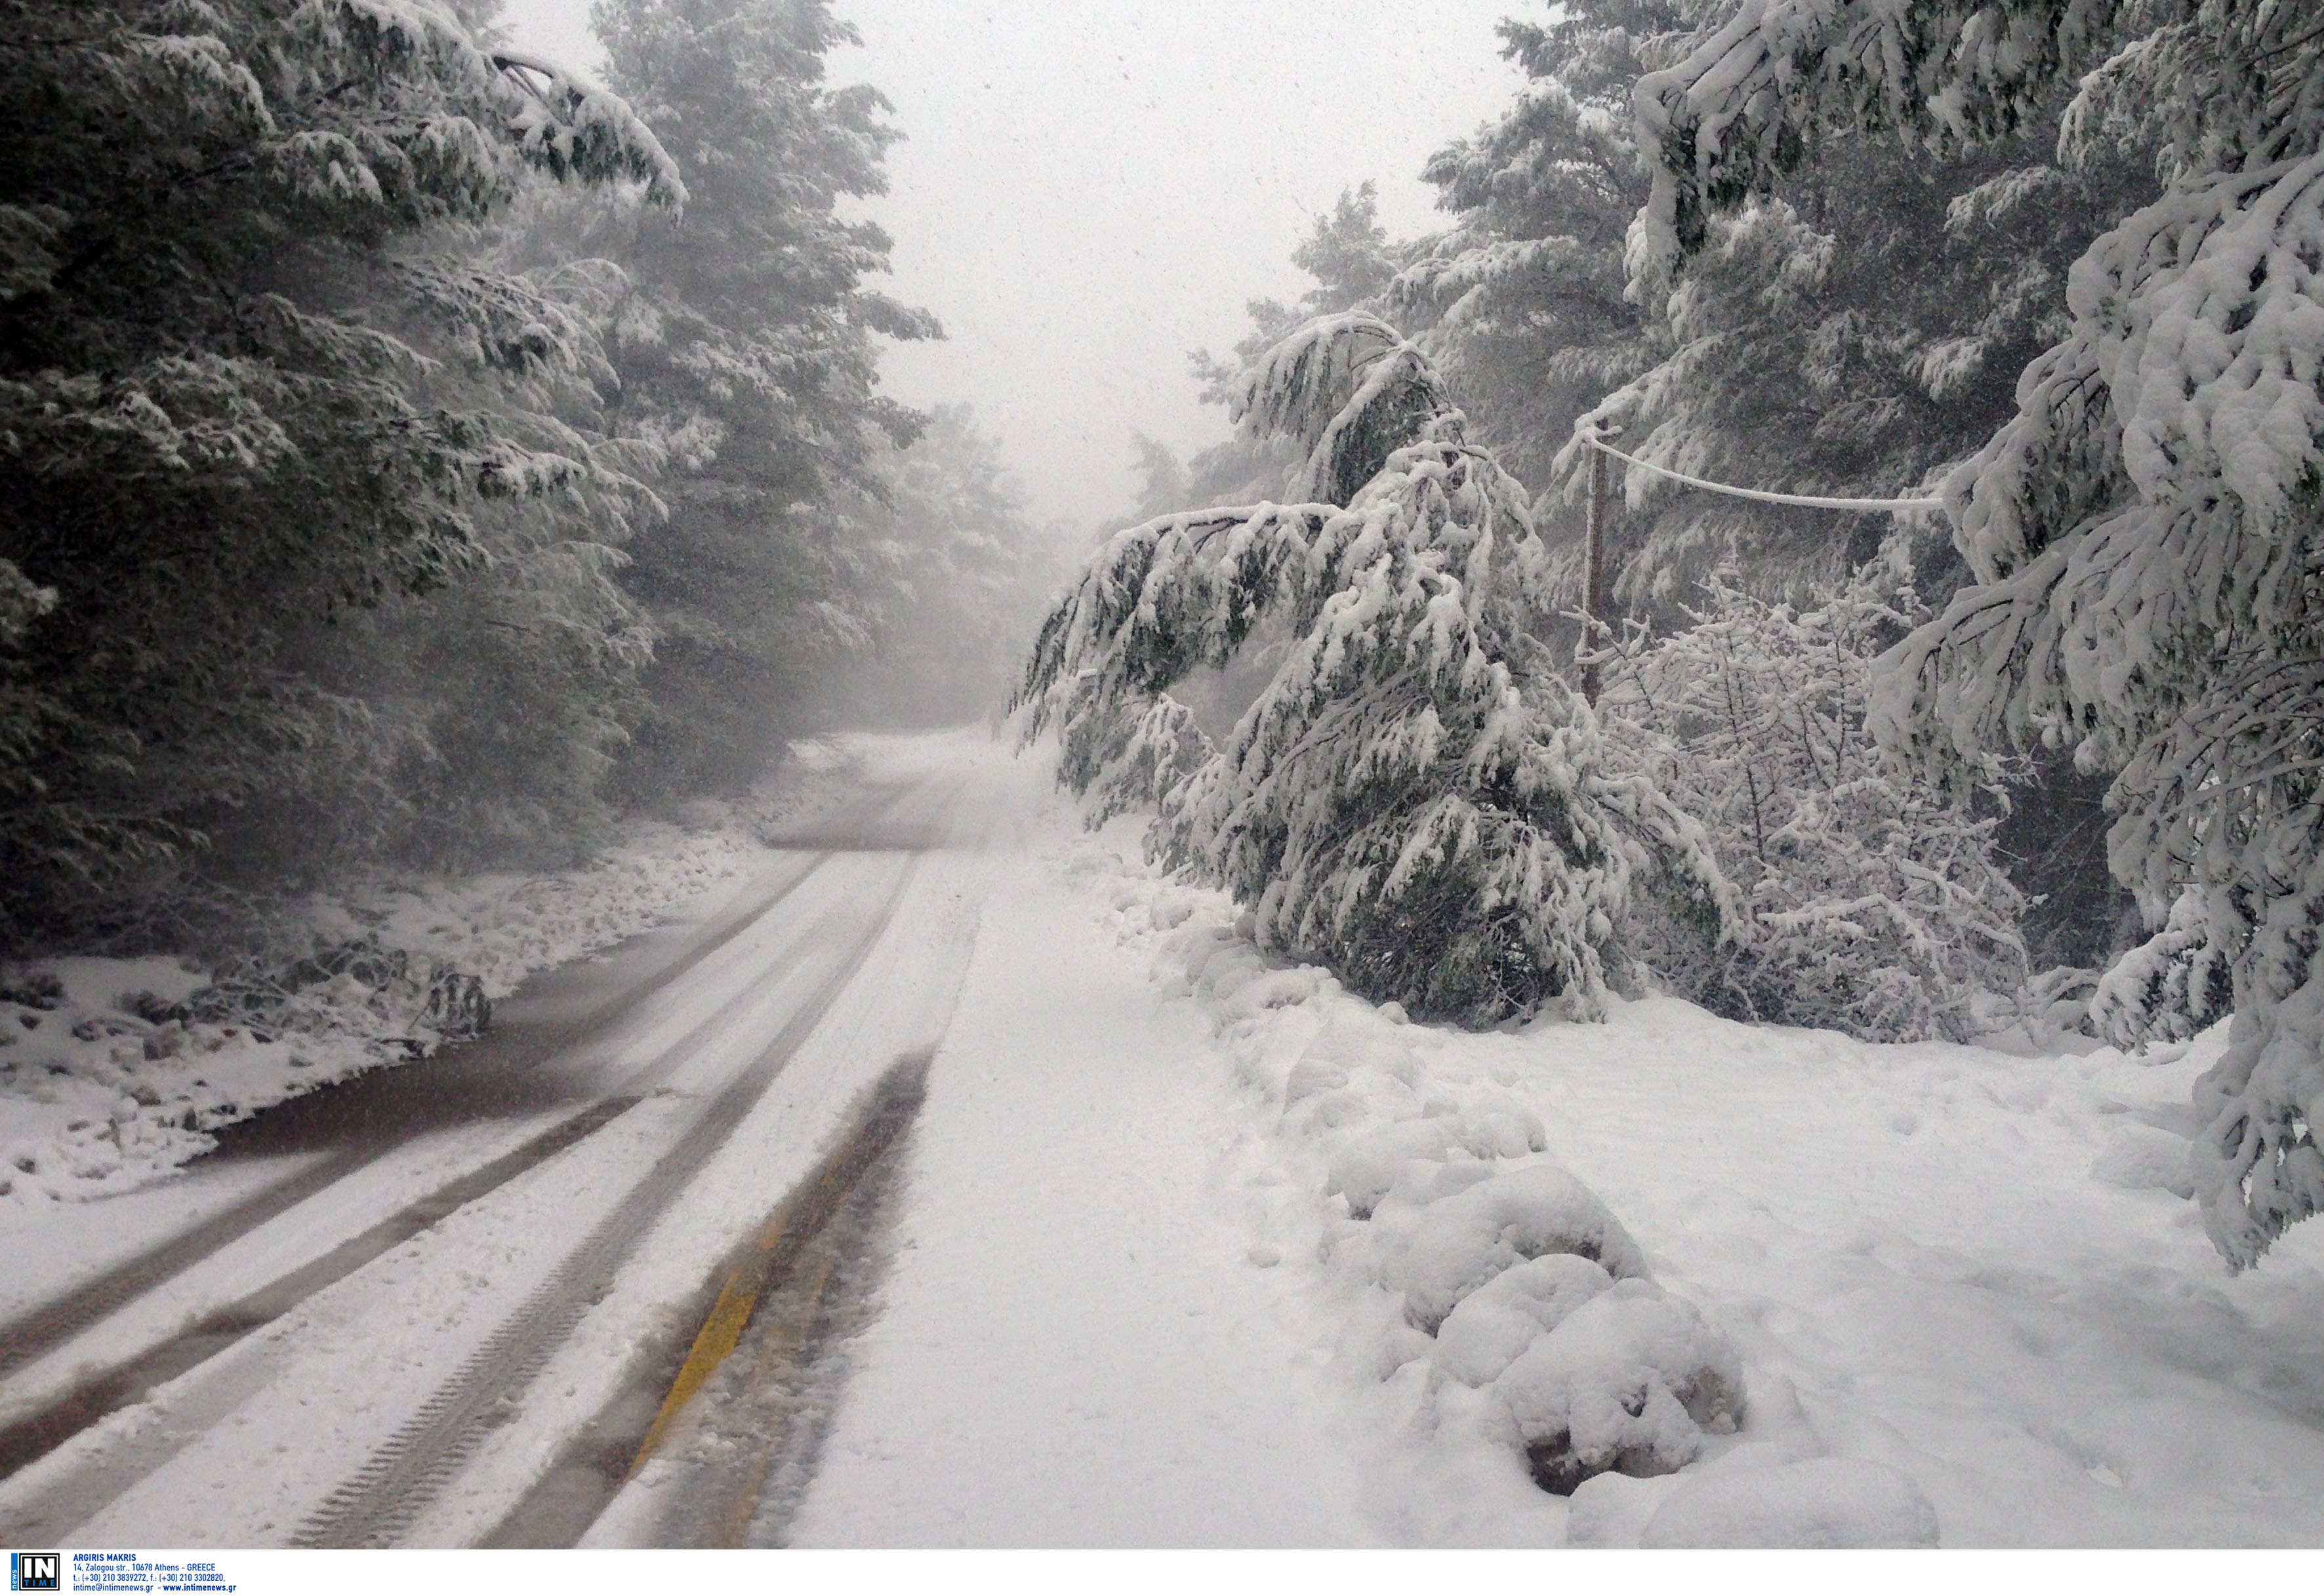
[498,1,1528,528]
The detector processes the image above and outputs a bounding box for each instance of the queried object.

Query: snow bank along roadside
[1053,827,1884,1546]
[0,744,859,1217]
[1062,817,2324,1546]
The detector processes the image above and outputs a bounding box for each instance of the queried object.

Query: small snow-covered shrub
[1434,1254,1617,1387]
[1600,562,2028,1042]
[1377,1162,1650,1330]
[2020,964,2102,1044]
[179,937,490,1047]
[1354,1146,1745,1500]
[1021,315,1731,1026]
[2089,887,2234,1052]
[1493,1279,1745,1495]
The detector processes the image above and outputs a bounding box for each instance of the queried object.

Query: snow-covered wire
[1585,434,1942,516]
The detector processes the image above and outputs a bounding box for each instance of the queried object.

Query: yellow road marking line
[625,1052,930,1490]
[628,1154,853,1477]
[628,1202,794,1475]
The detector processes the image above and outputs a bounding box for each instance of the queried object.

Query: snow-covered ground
[779,783,1377,1546]
[9,730,2324,1547]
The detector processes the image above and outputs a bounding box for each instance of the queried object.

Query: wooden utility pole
[1581,427,1615,706]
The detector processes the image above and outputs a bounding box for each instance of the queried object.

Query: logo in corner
[9,1554,58,1593]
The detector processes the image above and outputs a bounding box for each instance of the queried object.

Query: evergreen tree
[579,0,940,799]
[1629,0,2324,1266]
[814,404,1063,729]
[1175,186,1404,516]
[1393,2,1683,495]
[2087,885,2235,1052]
[0,0,679,945]
[1192,183,1406,408]
[1404,1,2146,611]
[1566,121,2149,604]
[1021,314,1731,1025]
[1389,3,2148,973]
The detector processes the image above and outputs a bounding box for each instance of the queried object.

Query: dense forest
[0,0,1055,954]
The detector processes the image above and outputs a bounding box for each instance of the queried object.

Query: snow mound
[1328,1120,1467,1217]
[1297,1014,1421,1078]
[1283,1057,1350,1106]
[1326,1106,1547,1219]
[1086,832,1749,1517]
[1380,1163,1649,1330]
[2090,1125,2195,1199]
[1639,1457,1940,1548]
[1433,1253,1616,1386]
[1566,1469,1691,1547]
[1492,1279,1745,1495]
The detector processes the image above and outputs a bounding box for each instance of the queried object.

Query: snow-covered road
[8,730,2324,1547]
[773,785,1374,1546]
[0,754,1004,1545]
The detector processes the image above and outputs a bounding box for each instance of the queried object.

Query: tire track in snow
[0,1150,377,1385]
[0,845,897,1544]
[489,768,999,1547]
[0,1098,638,1484]
[289,857,919,1549]
[658,1064,924,1549]
[0,849,835,1383]
[0,766,967,1545]
[0,848,900,1484]
[483,1051,931,1547]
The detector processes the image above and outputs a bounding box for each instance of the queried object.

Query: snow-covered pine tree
[1407,0,2146,614]
[1019,314,1731,1025]
[1399,1,2148,978]
[1560,117,2150,607]
[0,0,680,943]
[572,0,943,801]
[813,404,1065,729]
[1391,1,1681,495]
[1061,687,1216,835]
[1600,560,2028,1042]
[1624,0,2324,1265]
[1175,186,1407,517]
